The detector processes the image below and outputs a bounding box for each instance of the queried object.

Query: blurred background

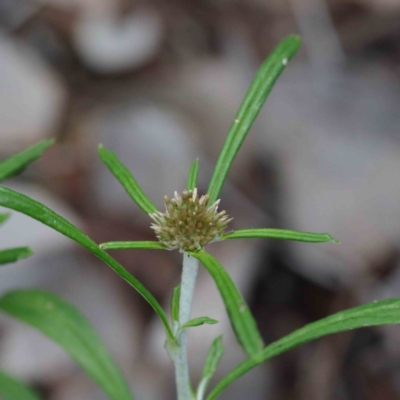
[1,0,400,399]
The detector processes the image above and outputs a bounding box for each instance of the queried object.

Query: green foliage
[0,212,11,225]
[190,250,263,357]
[0,247,33,265]
[98,145,157,214]
[0,139,54,182]
[181,317,218,329]
[171,284,181,323]
[207,36,301,203]
[207,298,400,399]
[0,370,42,400]
[201,336,224,384]
[100,241,167,250]
[0,290,133,400]
[187,159,199,191]
[197,336,224,400]
[224,229,340,243]
[0,139,54,268]
[0,185,174,341]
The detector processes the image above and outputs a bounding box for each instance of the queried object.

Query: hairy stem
[168,252,199,400]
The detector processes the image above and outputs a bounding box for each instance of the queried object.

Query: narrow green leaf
[171,283,181,323]
[223,229,340,244]
[98,145,157,214]
[0,186,174,341]
[0,139,54,182]
[187,159,199,191]
[196,336,224,400]
[100,241,167,251]
[202,336,224,381]
[207,298,400,400]
[181,316,218,329]
[190,250,263,357]
[207,35,301,203]
[0,370,42,400]
[0,212,11,225]
[0,290,133,400]
[0,247,33,265]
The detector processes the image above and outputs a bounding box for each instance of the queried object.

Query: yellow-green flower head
[149,188,232,252]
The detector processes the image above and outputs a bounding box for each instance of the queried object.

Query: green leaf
[202,336,224,382]
[223,229,340,244]
[0,186,174,341]
[207,298,400,400]
[0,212,11,225]
[0,247,33,265]
[0,290,133,400]
[187,159,199,191]
[207,35,301,203]
[181,316,218,329]
[0,370,42,400]
[0,139,54,182]
[171,283,181,323]
[190,250,263,357]
[100,241,167,251]
[98,145,157,214]
[197,336,224,400]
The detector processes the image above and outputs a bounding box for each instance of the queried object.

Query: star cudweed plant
[96,34,337,399]
[2,35,400,400]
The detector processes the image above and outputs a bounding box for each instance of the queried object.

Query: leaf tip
[98,143,106,155]
[25,247,34,258]
[46,138,56,146]
[327,234,341,244]
[285,34,302,47]
[0,212,11,224]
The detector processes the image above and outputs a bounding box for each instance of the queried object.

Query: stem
[167,252,199,400]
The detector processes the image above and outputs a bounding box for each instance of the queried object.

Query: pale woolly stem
[167,252,199,400]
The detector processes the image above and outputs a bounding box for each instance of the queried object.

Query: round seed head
[149,189,232,251]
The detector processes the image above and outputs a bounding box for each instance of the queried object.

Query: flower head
[149,188,232,252]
